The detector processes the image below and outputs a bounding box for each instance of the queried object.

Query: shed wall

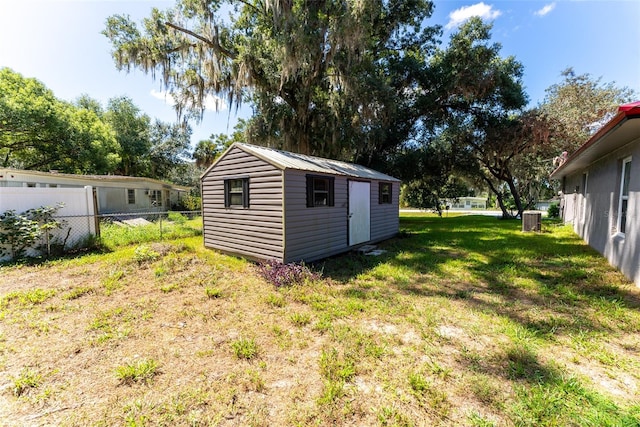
[283,170,349,262]
[201,146,284,260]
[370,181,400,242]
[561,137,640,285]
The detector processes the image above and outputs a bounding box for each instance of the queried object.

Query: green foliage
[103,0,439,159]
[11,368,43,396]
[0,68,120,173]
[174,194,201,211]
[167,211,187,224]
[1,288,56,308]
[547,203,560,218]
[231,338,259,360]
[204,287,221,299]
[541,68,636,153]
[115,359,159,385]
[192,133,233,168]
[133,245,160,264]
[289,312,311,327]
[0,204,65,259]
[99,217,202,249]
[319,348,355,382]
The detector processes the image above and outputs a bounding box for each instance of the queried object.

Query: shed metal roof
[233,143,400,182]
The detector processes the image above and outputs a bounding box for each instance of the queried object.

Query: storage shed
[201,142,400,263]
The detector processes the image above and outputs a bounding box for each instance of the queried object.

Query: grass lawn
[1,214,639,426]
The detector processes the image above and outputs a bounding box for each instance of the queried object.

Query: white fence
[0,186,97,261]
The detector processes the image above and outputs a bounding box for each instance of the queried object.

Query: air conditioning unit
[522,211,542,232]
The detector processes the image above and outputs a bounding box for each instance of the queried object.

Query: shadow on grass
[320,214,640,339]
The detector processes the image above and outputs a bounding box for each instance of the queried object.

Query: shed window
[379,182,392,204]
[225,178,249,208]
[617,157,632,235]
[306,175,334,207]
[127,189,136,205]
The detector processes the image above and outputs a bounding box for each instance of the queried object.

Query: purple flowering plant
[257,259,320,288]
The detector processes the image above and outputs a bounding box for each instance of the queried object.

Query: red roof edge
[550,101,640,179]
[618,101,640,114]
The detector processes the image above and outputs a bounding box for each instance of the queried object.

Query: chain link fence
[96,210,202,243]
[1,210,203,262]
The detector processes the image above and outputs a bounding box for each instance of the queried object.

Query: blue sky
[1,0,638,147]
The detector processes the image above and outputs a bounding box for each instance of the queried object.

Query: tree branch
[164,22,236,59]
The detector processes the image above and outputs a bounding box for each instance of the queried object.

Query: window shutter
[378,182,383,204]
[243,178,250,208]
[388,183,392,204]
[328,177,335,207]
[306,176,314,207]
[224,180,230,207]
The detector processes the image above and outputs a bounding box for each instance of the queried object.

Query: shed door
[349,181,370,246]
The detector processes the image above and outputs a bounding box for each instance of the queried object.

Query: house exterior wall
[282,170,349,263]
[0,169,186,214]
[448,197,487,210]
[201,146,285,260]
[561,137,640,285]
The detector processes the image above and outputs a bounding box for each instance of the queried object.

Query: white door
[349,181,370,246]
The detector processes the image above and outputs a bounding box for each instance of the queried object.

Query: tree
[103,0,439,159]
[540,68,635,153]
[104,96,151,176]
[147,120,192,180]
[407,19,548,219]
[394,130,475,214]
[61,105,121,174]
[0,68,120,173]
[462,109,556,217]
[192,136,225,169]
[0,68,70,169]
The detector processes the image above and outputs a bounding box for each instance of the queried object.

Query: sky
[1,0,639,148]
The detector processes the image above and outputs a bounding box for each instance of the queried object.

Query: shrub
[547,203,560,218]
[0,204,65,259]
[257,260,320,288]
[167,211,187,224]
[133,245,160,264]
[173,194,201,211]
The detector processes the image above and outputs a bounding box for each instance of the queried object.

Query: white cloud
[535,3,556,17]
[150,89,227,112]
[445,3,502,29]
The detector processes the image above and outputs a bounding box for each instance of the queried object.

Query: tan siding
[283,170,349,262]
[370,181,400,241]
[201,146,284,260]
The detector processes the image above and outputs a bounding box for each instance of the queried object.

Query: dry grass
[0,215,639,426]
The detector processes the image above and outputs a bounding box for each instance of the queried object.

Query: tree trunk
[505,175,525,218]
[482,176,513,219]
